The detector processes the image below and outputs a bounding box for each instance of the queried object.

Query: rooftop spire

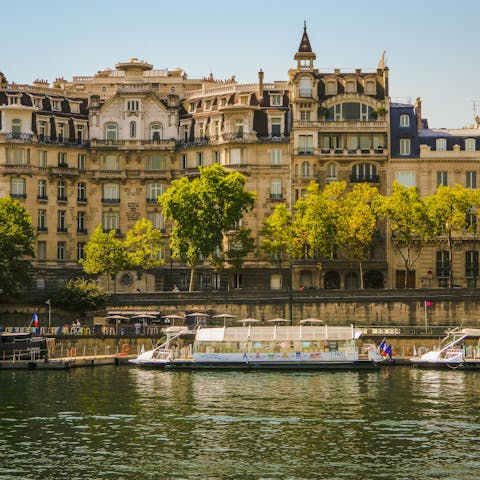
[298,21,313,53]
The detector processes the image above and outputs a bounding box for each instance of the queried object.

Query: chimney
[258,69,264,98]
[414,97,422,130]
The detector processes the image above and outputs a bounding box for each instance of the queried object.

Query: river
[0,366,479,479]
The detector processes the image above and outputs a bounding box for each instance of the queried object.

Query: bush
[56,278,110,313]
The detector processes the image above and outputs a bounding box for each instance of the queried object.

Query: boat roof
[195,325,359,342]
[460,328,480,337]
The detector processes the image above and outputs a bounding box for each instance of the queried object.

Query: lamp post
[472,207,478,288]
[45,299,51,329]
[289,248,293,326]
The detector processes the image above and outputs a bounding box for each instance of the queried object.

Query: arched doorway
[324,271,340,289]
[364,271,384,289]
[345,272,359,290]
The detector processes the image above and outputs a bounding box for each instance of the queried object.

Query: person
[136,288,141,293]
[172,285,179,292]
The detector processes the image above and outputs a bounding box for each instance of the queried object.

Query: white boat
[130,324,381,370]
[410,327,480,369]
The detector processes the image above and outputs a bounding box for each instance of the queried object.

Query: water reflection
[0,367,480,479]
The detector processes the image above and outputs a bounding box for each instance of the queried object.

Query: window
[436,138,447,151]
[77,182,87,202]
[230,148,242,164]
[352,163,377,181]
[436,250,450,278]
[198,122,205,138]
[57,241,66,260]
[400,114,410,127]
[239,95,249,105]
[298,135,313,154]
[37,180,47,199]
[38,121,48,139]
[213,151,220,164]
[12,119,21,134]
[37,210,47,231]
[33,97,42,108]
[299,77,312,97]
[77,212,86,233]
[270,273,282,290]
[346,80,356,93]
[57,210,67,232]
[465,138,476,151]
[181,154,188,169]
[58,152,67,167]
[147,183,165,202]
[146,154,167,170]
[39,151,47,167]
[189,102,196,113]
[102,212,120,232]
[466,171,477,189]
[77,242,86,261]
[10,149,26,165]
[102,183,120,202]
[205,100,212,110]
[395,171,416,187]
[11,177,26,197]
[37,241,46,260]
[399,139,411,156]
[271,94,282,106]
[271,117,282,137]
[127,100,139,111]
[325,80,337,95]
[271,149,282,165]
[302,161,310,178]
[57,181,67,201]
[300,110,311,121]
[105,123,118,141]
[77,154,86,170]
[151,124,163,141]
[365,80,376,95]
[234,119,244,137]
[51,99,61,111]
[326,163,337,182]
[436,171,448,187]
[57,123,66,142]
[270,178,282,199]
[147,212,164,230]
[466,250,479,278]
[101,155,119,170]
[197,152,203,167]
[213,120,220,138]
[130,121,136,138]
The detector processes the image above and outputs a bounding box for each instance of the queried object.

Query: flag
[379,338,386,352]
[384,344,393,360]
[425,300,433,307]
[32,312,39,328]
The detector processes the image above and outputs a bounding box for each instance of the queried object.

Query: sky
[2,0,479,129]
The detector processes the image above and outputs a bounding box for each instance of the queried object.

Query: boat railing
[445,348,464,359]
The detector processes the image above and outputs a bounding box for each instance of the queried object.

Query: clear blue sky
[3,0,479,129]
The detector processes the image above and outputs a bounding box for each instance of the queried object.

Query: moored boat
[130,324,381,370]
[410,328,480,369]
[0,331,48,361]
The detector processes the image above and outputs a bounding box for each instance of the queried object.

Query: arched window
[130,121,136,138]
[151,124,163,141]
[105,123,118,141]
[302,161,310,178]
[299,77,312,97]
[399,114,410,127]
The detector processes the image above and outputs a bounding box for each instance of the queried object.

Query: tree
[81,225,129,291]
[159,164,255,291]
[55,278,110,313]
[337,183,381,289]
[260,203,295,262]
[226,227,255,284]
[124,218,165,290]
[424,185,480,287]
[379,181,433,288]
[0,197,36,295]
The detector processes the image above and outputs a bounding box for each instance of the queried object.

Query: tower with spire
[294,21,316,71]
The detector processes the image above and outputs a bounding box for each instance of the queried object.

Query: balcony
[57,228,68,233]
[77,197,87,204]
[319,148,387,157]
[37,135,89,147]
[102,198,120,204]
[295,120,388,130]
[37,195,48,201]
[57,196,68,203]
[37,227,48,233]
[0,132,33,143]
[269,193,283,200]
[10,193,26,199]
[350,175,380,184]
[0,164,33,174]
[77,229,88,235]
[147,197,159,204]
[257,136,290,144]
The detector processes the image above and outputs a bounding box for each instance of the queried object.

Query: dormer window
[326,80,337,95]
[399,114,410,127]
[127,100,139,111]
[271,94,282,106]
[32,97,43,108]
[436,138,447,151]
[70,101,80,113]
[7,95,21,105]
[151,124,163,141]
[346,80,356,93]
[365,80,376,95]
[205,100,212,111]
[189,102,196,113]
[239,95,249,105]
[51,99,61,111]
[465,138,476,151]
[220,97,227,107]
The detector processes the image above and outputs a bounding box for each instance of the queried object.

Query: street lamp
[471,207,478,288]
[45,299,51,329]
[289,248,293,326]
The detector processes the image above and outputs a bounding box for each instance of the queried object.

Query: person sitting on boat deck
[172,285,180,292]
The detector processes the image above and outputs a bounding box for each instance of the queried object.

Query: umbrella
[186,312,210,317]
[213,313,237,326]
[238,318,260,326]
[267,318,289,324]
[161,314,185,319]
[299,318,324,325]
[131,314,157,319]
[106,315,129,320]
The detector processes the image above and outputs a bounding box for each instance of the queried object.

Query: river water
[0,366,479,480]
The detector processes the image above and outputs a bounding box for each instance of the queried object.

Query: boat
[410,327,480,369]
[0,331,48,361]
[130,324,381,369]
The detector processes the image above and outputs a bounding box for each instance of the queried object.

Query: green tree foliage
[159,164,255,290]
[337,183,381,289]
[124,218,165,271]
[379,181,433,288]
[55,278,110,313]
[260,203,294,262]
[81,225,129,277]
[227,227,255,273]
[424,185,480,287]
[0,197,36,295]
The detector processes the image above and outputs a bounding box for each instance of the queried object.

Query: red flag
[425,301,433,307]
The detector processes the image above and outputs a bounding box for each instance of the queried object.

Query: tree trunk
[189,266,196,291]
[359,261,364,289]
